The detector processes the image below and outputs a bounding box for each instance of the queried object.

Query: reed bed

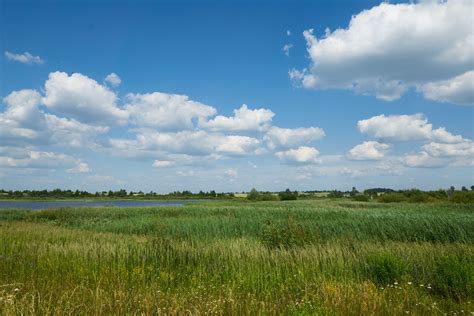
[1,200,473,314]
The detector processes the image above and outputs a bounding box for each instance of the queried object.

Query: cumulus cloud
[0,88,109,148]
[0,150,77,169]
[0,89,49,144]
[292,1,474,104]
[419,71,474,105]
[403,152,448,168]
[265,126,325,150]
[114,129,261,157]
[358,114,465,143]
[104,73,122,87]
[5,51,44,65]
[201,104,274,132]
[422,141,474,158]
[275,146,320,165]
[125,92,216,130]
[347,141,391,160]
[42,71,128,125]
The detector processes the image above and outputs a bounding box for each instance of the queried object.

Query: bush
[261,192,279,201]
[247,188,279,201]
[261,216,310,249]
[450,191,474,204]
[365,252,407,285]
[378,193,407,203]
[431,255,474,301]
[278,189,298,201]
[352,194,369,202]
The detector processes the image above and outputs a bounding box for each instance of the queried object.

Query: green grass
[1,200,473,314]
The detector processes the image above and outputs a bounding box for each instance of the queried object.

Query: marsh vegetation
[1,200,473,314]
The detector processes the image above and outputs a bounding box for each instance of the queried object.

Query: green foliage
[365,252,407,285]
[261,215,310,249]
[378,193,407,203]
[247,188,279,201]
[450,191,474,203]
[352,194,370,202]
[327,190,344,198]
[432,255,474,301]
[278,189,298,201]
[1,200,473,314]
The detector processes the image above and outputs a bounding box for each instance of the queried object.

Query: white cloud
[45,114,109,147]
[282,44,293,57]
[403,152,448,168]
[125,92,216,130]
[293,1,474,104]
[265,126,325,150]
[347,141,391,160]
[422,141,474,158]
[116,129,261,157]
[152,160,175,168]
[275,146,320,165]
[104,73,122,87]
[42,71,128,125]
[0,150,77,169]
[286,30,292,36]
[358,114,465,143]
[5,51,44,65]
[67,162,90,173]
[0,90,50,144]
[420,71,474,105]
[0,88,109,148]
[201,104,274,132]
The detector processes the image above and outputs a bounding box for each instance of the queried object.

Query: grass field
[1,200,473,315]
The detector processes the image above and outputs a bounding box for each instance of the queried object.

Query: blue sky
[1,0,473,192]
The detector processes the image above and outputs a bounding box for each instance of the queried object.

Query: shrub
[261,216,310,249]
[365,252,407,285]
[431,255,474,301]
[378,193,407,203]
[278,189,298,201]
[352,194,369,202]
[261,192,279,201]
[247,188,261,201]
[450,191,474,204]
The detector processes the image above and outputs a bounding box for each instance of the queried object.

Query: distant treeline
[1,186,473,203]
[0,189,234,200]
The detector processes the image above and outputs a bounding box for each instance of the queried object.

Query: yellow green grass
[1,200,473,314]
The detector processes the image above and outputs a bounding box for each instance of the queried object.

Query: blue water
[0,200,197,210]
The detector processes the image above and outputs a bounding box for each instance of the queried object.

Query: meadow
[0,200,473,315]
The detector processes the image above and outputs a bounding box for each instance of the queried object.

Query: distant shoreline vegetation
[1,186,473,203]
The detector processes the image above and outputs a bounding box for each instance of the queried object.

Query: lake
[0,200,198,210]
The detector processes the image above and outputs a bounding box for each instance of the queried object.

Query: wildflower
[407,282,412,285]
[394,282,398,285]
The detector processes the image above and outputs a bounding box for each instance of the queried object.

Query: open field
[1,200,473,315]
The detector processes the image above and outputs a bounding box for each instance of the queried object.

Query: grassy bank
[1,200,473,314]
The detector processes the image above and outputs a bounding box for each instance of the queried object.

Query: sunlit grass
[1,200,473,314]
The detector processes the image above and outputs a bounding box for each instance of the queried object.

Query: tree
[461,186,468,192]
[279,189,298,201]
[350,186,358,197]
[247,188,260,201]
